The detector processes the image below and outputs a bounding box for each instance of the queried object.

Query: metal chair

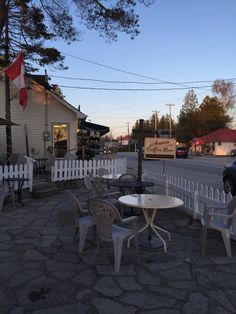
[201,197,236,257]
[88,198,139,272]
[58,190,95,254]
[0,180,15,212]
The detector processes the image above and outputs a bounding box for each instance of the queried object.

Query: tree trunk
[4,1,12,157]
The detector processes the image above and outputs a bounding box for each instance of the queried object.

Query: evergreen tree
[1,0,154,156]
[197,96,232,136]
[176,89,199,143]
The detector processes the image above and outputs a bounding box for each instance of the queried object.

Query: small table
[34,158,48,176]
[5,177,30,206]
[118,194,184,252]
[110,180,155,195]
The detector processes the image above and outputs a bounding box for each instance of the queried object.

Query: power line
[61,52,196,89]
[59,84,214,91]
[49,74,236,85]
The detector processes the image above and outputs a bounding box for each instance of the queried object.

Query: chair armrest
[108,191,121,199]
[207,212,231,218]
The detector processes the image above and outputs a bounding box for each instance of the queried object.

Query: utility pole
[166,104,175,138]
[127,122,130,152]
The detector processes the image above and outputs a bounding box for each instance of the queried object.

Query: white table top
[118,194,184,209]
[101,173,122,180]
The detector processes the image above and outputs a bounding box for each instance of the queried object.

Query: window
[53,124,68,158]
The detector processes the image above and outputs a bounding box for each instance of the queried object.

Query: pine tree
[176,89,199,143]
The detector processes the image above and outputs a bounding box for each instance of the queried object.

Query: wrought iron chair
[0,180,15,212]
[58,190,95,254]
[88,198,139,272]
[201,197,236,257]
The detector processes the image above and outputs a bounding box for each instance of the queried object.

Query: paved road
[117,152,233,191]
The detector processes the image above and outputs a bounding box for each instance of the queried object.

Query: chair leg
[0,195,4,212]
[78,224,90,254]
[221,231,232,257]
[201,225,207,256]
[113,238,124,272]
[94,235,100,263]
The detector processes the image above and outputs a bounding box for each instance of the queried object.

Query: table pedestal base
[139,233,166,250]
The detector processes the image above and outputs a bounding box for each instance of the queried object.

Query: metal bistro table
[118,194,184,253]
[110,180,155,195]
[5,177,30,206]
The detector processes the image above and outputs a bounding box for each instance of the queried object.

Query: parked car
[176,146,188,158]
[223,157,236,195]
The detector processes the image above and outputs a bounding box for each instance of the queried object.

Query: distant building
[191,128,236,156]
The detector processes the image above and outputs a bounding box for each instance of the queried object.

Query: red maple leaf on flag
[5,52,28,109]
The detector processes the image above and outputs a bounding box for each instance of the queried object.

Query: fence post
[193,189,198,219]
[165,176,169,195]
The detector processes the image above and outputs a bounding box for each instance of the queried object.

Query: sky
[45,0,236,138]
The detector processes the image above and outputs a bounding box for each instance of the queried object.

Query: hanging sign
[144,137,176,159]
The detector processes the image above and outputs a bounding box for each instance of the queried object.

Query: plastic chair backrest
[226,197,236,228]
[91,180,109,199]
[97,167,109,176]
[65,153,76,160]
[84,175,93,190]
[118,173,137,181]
[89,199,121,241]
[64,190,83,219]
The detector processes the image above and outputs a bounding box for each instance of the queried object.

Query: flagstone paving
[1,184,236,313]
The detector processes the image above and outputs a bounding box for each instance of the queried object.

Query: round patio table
[118,194,184,252]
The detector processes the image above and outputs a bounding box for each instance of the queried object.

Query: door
[53,124,68,158]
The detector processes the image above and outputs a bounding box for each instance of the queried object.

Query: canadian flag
[5,51,28,109]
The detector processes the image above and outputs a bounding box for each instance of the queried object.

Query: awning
[79,120,110,136]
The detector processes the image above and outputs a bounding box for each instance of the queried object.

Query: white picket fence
[143,168,236,239]
[51,158,127,182]
[0,163,33,192]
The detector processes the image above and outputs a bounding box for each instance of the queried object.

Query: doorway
[53,124,68,158]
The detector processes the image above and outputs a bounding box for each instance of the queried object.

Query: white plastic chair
[201,197,236,257]
[58,190,95,254]
[84,175,95,198]
[65,152,76,160]
[91,179,121,200]
[88,198,139,272]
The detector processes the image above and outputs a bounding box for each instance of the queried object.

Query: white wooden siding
[0,80,78,158]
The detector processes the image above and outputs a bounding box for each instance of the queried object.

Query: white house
[0,74,86,158]
[191,128,236,156]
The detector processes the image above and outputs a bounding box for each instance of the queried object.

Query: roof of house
[196,128,236,143]
[27,74,87,119]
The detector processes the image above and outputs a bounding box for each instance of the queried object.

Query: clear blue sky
[46,0,236,138]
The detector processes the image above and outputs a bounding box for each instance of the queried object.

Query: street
[117,152,233,192]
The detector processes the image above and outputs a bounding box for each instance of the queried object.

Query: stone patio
[1,182,236,314]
